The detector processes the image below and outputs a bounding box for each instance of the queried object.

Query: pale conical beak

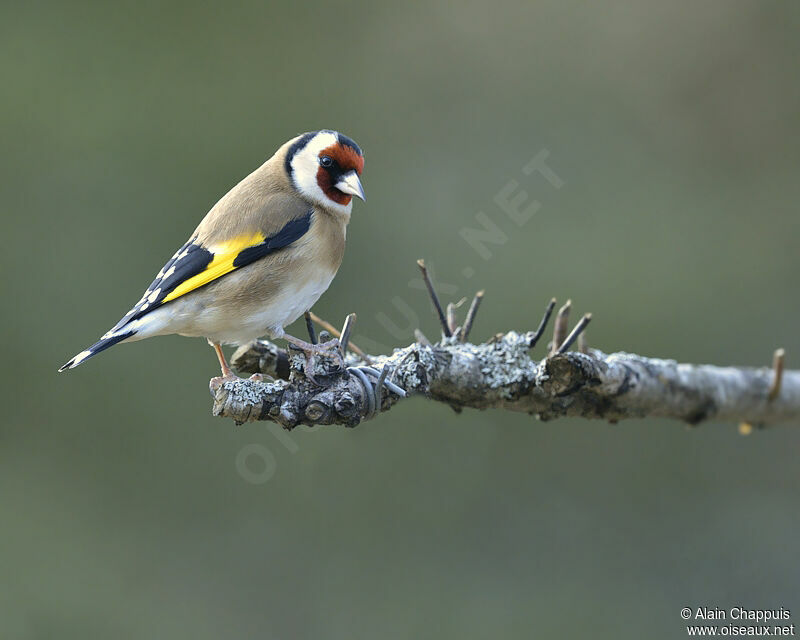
[335,171,366,202]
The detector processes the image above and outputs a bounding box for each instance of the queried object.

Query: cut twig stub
[308,311,368,358]
[460,290,485,342]
[414,329,432,347]
[557,313,592,354]
[550,299,571,355]
[446,303,459,336]
[578,330,588,354]
[529,298,556,349]
[339,313,357,355]
[768,348,785,402]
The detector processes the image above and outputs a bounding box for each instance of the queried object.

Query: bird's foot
[209,372,241,393]
[209,371,266,394]
[284,336,345,385]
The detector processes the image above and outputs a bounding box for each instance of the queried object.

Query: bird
[59,130,365,382]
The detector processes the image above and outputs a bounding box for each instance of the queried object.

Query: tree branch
[213,334,799,429]
[209,261,797,430]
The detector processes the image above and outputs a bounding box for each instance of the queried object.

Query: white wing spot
[140,302,149,311]
[71,350,93,367]
[147,288,161,303]
[163,265,175,279]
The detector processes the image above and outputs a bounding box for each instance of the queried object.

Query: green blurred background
[3,1,799,637]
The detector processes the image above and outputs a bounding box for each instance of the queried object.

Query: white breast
[266,269,336,334]
[220,267,336,345]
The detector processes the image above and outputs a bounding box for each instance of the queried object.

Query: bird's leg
[207,340,264,387]
[283,333,345,384]
[208,340,236,378]
[207,339,267,384]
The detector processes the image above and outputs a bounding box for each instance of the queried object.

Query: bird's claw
[209,371,267,396]
[287,338,345,386]
[209,372,242,393]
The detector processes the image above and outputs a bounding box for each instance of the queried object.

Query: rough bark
[210,332,800,429]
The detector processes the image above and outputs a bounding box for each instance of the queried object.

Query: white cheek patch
[290,131,353,217]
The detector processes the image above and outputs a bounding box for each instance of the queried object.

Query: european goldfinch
[60,130,365,379]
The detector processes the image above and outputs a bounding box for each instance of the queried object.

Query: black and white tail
[58,330,136,372]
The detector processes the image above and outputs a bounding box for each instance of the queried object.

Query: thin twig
[550,299,572,355]
[769,348,786,402]
[304,311,317,345]
[414,329,432,347]
[529,298,556,349]
[339,313,357,355]
[556,313,592,354]
[460,290,485,342]
[417,259,452,337]
[308,312,367,358]
[446,303,458,336]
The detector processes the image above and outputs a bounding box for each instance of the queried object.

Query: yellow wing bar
[162,231,264,303]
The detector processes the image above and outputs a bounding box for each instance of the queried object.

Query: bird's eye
[319,155,334,168]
